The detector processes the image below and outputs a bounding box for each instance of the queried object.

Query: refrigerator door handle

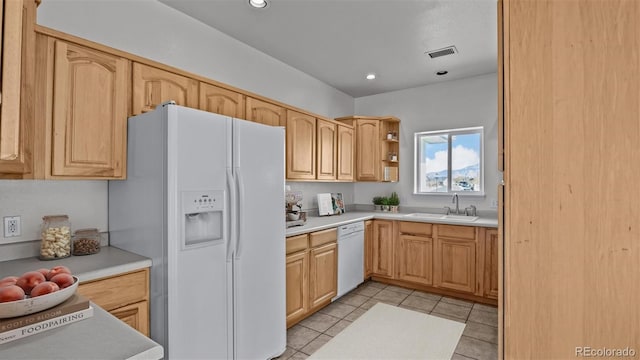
[235,168,245,259]
[226,168,237,260]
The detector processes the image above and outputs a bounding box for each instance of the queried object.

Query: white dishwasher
[333,221,365,300]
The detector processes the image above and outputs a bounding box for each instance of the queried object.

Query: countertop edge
[126,345,165,360]
[77,259,153,282]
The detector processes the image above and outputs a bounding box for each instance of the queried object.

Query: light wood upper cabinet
[336,124,355,181]
[46,39,129,178]
[132,62,198,115]
[245,97,285,126]
[0,0,36,177]
[483,228,499,299]
[199,82,245,118]
[397,222,433,286]
[308,242,337,311]
[372,220,395,278]
[355,119,380,181]
[286,110,316,180]
[434,225,477,294]
[285,250,308,328]
[316,119,336,180]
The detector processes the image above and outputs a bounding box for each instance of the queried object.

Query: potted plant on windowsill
[388,192,400,213]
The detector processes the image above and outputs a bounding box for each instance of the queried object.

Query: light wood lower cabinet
[397,222,433,286]
[372,220,395,278]
[132,62,198,115]
[77,268,150,336]
[285,229,337,328]
[483,228,499,299]
[434,225,477,294]
[364,220,373,279]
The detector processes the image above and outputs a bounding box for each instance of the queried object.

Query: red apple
[16,271,46,294]
[0,285,25,303]
[46,266,71,280]
[0,276,18,288]
[50,273,75,289]
[30,281,59,297]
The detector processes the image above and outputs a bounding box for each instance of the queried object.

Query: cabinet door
[435,237,476,294]
[372,220,395,278]
[245,97,285,126]
[316,119,336,180]
[337,124,355,181]
[285,251,308,328]
[50,40,129,178]
[309,242,337,311]
[398,234,433,286]
[111,300,149,336]
[0,0,35,176]
[286,110,316,180]
[364,220,373,279]
[199,82,245,118]
[355,119,380,181]
[132,62,198,115]
[484,229,499,299]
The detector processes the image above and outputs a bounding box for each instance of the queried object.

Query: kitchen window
[414,126,484,195]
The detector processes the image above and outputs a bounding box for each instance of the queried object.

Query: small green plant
[380,197,390,206]
[388,192,400,206]
[372,196,384,205]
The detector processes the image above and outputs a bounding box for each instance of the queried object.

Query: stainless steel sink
[405,213,445,219]
[405,213,479,222]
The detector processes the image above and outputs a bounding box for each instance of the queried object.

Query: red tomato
[50,273,75,289]
[46,266,71,281]
[0,276,18,288]
[0,285,26,303]
[30,281,60,297]
[16,271,46,294]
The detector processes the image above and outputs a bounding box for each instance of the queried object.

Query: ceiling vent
[426,46,458,59]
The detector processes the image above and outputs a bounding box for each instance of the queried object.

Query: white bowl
[0,276,79,319]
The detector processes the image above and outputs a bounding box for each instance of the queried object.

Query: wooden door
[364,220,373,279]
[111,300,149,336]
[199,82,245,118]
[435,236,476,294]
[308,242,337,310]
[316,119,336,180]
[245,97,285,126]
[372,220,395,278]
[397,234,433,286]
[49,39,129,178]
[286,110,316,180]
[336,124,355,181]
[355,119,380,181]
[0,0,35,176]
[285,251,308,328]
[484,229,499,299]
[503,1,640,357]
[132,62,198,115]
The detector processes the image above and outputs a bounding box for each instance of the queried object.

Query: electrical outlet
[3,216,21,238]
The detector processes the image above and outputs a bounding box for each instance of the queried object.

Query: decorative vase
[390,206,399,213]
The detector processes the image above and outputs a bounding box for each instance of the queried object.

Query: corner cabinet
[0,0,37,178]
[132,62,198,115]
[77,269,150,336]
[335,116,400,182]
[36,37,129,178]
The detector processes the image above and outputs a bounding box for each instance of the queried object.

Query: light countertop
[286,211,498,237]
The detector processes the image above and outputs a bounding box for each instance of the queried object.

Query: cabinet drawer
[112,300,149,336]
[399,221,432,236]
[78,269,149,312]
[309,228,337,248]
[286,234,309,254]
[438,224,476,240]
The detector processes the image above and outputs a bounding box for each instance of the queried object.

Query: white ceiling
[159,0,497,98]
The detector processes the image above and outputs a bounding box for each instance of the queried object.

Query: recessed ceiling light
[249,0,267,8]
[366,73,376,80]
[436,70,448,76]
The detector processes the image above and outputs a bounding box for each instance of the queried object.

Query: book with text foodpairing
[0,305,94,344]
[0,293,90,334]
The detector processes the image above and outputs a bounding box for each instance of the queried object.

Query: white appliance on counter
[109,103,286,359]
[333,221,365,300]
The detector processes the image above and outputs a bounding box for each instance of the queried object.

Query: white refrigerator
[109,103,286,359]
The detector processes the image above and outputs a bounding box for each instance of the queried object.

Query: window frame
[413,126,485,196]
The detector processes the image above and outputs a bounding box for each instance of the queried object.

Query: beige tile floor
[277,280,498,360]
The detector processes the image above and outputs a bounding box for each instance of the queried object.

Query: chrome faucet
[452,193,460,215]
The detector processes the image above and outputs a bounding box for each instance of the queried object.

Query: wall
[286,182,354,213]
[353,73,499,212]
[0,0,354,259]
